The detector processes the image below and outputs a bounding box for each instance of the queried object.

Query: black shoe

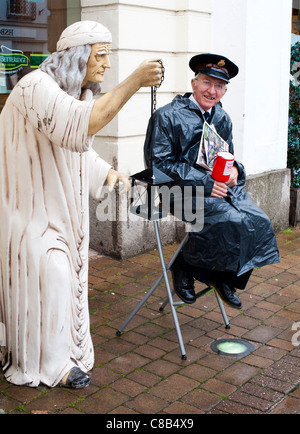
[60,367,90,389]
[209,280,242,310]
[171,263,196,304]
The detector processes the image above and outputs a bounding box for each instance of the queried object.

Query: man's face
[191,73,227,112]
[82,43,111,85]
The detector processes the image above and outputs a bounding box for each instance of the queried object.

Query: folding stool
[116,215,230,360]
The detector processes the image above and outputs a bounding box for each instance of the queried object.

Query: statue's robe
[0,70,111,387]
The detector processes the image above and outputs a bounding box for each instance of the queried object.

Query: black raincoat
[144,94,280,280]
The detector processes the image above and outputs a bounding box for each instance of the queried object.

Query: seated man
[144,53,280,309]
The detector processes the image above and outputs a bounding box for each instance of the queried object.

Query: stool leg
[159,233,189,311]
[214,291,231,329]
[116,234,188,337]
[116,281,160,336]
[153,221,187,360]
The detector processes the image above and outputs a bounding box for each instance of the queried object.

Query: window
[0,0,80,112]
[7,0,37,21]
[293,0,300,35]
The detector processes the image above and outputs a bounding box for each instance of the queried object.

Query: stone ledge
[246,169,290,232]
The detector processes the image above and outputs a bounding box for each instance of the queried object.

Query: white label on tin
[223,161,234,176]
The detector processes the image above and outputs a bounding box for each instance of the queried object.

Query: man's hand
[106,169,131,194]
[211,181,228,198]
[211,166,239,198]
[226,166,239,188]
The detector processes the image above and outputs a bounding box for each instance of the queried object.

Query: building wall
[84,0,292,257]
[212,0,292,176]
[81,0,212,175]
[211,0,292,233]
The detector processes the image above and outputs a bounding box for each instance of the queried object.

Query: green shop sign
[0,53,28,72]
[30,54,49,69]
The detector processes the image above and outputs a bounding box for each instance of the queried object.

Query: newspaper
[196,121,229,170]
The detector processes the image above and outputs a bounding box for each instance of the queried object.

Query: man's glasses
[197,79,226,92]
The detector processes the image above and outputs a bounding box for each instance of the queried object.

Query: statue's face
[82,43,111,85]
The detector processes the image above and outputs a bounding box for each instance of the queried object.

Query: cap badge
[218,60,226,67]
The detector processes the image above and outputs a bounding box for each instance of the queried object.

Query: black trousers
[175,251,252,290]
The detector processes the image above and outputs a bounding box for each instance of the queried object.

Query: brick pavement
[0,226,300,415]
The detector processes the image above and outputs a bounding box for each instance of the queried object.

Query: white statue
[0,21,162,388]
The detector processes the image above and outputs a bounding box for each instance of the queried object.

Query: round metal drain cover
[211,339,255,358]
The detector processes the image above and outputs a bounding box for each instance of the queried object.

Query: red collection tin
[212,151,235,183]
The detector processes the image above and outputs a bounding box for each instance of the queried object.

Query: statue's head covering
[56,20,112,52]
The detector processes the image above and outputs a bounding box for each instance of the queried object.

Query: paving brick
[133,344,167,361]
[216,363,260,386]
[0,394,20,413]
[127,370,161,388]
[60,407,83,414]
[291,385,300,399]
[264,314,295,330]
[180,364,217,383]
[267,293,295,307]
[201,378,236,396]
[228,390,274,412]
[150,374,199,401]
[244,306,274,321]
[197,353,235,371]
[147,336,179,352]
[269,396,300,414]
[79,388,128,414]
[268,338,295,351]
[110,405,139,414]
[277,311,300,326]
[243,325,282,343]
[144,359,180,377]
[2,384,41,403]
[242,354,273,369]
[24,389,78,414]
[230,315,260,330]
[214,399,261,414]
[253,345,287,361]
[125,392,168,414]
[279,283,300,300]
[106,353,151,375]
[90,367,121,387]
[252,374,295,394]
[267,271,300,286]
[163,344,206,364]
[240,382,284,402]
[275,255,300,270]
[183,389,222,411]
[111,377,146,397]
[263,366,300,384]
[248,282,281,298]
[163,401,204,414]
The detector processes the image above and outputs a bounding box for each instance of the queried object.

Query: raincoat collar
[172,93,217,122]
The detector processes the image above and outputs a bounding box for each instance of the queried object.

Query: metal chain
[151,60,165,115]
